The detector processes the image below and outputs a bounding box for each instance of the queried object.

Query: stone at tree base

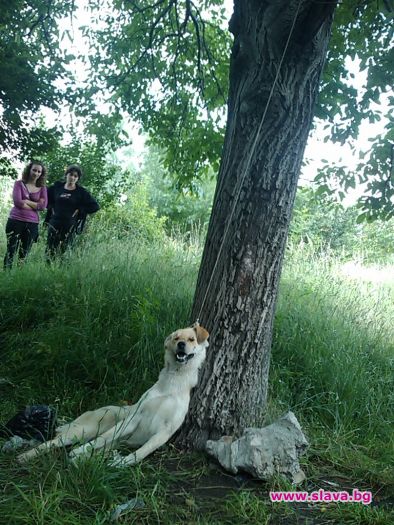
[205,411,308,484]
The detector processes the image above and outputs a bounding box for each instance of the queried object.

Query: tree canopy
[77,0,393,218]
[0,0,74,157]
[315,1,393,220]
[76,0,231,187]
[0,0,393,217]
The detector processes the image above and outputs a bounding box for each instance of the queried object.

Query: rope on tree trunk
[195,0,303,325]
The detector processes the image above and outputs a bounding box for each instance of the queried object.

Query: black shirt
[45,181,99,230]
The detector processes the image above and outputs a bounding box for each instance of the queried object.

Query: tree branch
[294,0,339,45]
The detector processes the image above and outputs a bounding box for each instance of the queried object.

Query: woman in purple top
[3,161,48,269]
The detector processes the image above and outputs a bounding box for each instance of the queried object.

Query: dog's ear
[192,322,209,344]
[164,333,173,348]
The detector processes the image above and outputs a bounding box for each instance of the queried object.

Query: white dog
[18,323,209,466]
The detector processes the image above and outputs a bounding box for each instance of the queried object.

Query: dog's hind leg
[17,426,85,463]
[69,412,141,461]
[17,406,129,463]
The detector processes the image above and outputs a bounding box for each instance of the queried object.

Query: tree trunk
[176,0,338,449]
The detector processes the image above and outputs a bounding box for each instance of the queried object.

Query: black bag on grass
[0,405,57,442]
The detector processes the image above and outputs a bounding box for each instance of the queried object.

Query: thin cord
[195,0,302,323]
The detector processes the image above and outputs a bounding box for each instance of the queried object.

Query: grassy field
[0,222,393,524]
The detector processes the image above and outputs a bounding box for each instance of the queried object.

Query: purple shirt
[9,180,48,224]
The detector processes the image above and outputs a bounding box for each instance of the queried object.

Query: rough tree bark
[176,0,339,450]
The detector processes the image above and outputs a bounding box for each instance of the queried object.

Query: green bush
[137,146,216,231]
[94,181,167,243]
[289,187,394,262]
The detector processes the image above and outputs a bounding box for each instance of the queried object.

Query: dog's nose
[177,341,186,351]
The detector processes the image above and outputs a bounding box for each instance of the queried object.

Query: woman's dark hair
[21,161,46,187]
[65,164,83,181]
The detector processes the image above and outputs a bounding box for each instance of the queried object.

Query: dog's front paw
[68,444,93,463]
[17,451,30,464]
[108,451,136,468]
[69,454,84,466]
[17,447,40,463]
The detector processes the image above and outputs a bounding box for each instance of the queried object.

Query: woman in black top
[45,165,99,260]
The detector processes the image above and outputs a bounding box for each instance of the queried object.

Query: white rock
[206,411,308,484]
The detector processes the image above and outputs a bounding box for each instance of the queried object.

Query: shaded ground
[0,439,393,524]
[145,452,393,524]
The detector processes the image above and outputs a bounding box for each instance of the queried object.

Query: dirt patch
[154,452,392,524]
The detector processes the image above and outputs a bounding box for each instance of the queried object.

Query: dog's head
[164,323,209,365]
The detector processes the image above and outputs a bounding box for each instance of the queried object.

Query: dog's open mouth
[176,352,195,363]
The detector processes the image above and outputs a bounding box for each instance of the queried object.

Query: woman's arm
[12,181,27,209]
[81,188,100,214]
[14,184,48,211]
[24,199,38,209]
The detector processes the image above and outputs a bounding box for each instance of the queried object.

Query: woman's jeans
[4,219,38,269]
[46,223,76,261]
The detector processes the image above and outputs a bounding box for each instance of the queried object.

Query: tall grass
[1,224,201,416]
[271,243,394,485]
[0,220,393,523]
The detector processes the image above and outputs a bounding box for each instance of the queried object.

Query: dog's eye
[188,338,195,342]
[174,336,179,341]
